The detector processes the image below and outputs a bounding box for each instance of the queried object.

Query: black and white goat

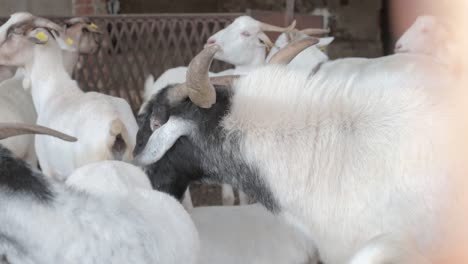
[134,38,468,263]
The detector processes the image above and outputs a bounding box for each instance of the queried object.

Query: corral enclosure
[0,0,386,114]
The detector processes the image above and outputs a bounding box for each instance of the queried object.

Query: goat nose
[204,38,216,48]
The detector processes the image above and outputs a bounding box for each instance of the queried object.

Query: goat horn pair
[177,37,318,108]
[0,123,77,141]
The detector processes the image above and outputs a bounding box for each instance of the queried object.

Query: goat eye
[241,31,251,37]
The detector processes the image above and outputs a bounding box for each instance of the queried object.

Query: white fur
[66,160,152,194]
[190,203,318,264]
[0,73,37,166]
[217,54,462,263]
[0,165,199,263]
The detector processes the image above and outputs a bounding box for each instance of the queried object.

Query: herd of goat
[0,11,467,264]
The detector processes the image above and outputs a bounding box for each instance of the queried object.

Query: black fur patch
[0,146,53,202]
[136,85,280,213]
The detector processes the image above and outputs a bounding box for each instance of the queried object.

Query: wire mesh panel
[73,14,241,112]
[0,13,241,112]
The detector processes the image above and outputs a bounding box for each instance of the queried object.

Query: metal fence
[1,12,323,113]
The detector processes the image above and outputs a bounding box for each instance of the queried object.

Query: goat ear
[51,30,77,52]
[27,29,50,45]
[133,117,194,166]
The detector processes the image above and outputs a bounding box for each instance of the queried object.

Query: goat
[142,16,302,207]
[0,123,199,263]
[0,17,101,168]
[143,16,296,101]
[134,40,467,263]
[0,13,138,180]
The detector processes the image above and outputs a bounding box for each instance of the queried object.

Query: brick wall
[72,0,107,15]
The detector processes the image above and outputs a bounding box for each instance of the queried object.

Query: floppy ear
[133,117,195,166]
[27,28,50,45]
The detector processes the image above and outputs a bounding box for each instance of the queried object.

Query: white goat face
[0,13,37,66]
[205,16,266,66]
[0,13,73,67]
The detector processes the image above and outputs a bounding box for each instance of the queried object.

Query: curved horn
[168,74,240,106]
[0,123,77,142]
[260,20,296,32]
[268,37,319,65]
[300,28,330,36]
[185,45,221,108]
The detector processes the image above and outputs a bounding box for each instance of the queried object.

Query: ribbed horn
[185,45,221,108]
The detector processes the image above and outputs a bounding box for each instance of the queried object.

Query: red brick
[74,5,95,15]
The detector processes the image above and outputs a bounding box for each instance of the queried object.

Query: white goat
[0,13,138,180]
[0,17,101,168]
[143,16,295,101]
[0,123,199,264]
[135,43,467,263]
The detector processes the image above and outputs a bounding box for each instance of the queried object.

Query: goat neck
[27,40,82,113]
[62,50,80,76]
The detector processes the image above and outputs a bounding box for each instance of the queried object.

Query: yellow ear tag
[34,31,48,42]
[89,23,98,29]
[319,46,326,52]
[66,38,74,45]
